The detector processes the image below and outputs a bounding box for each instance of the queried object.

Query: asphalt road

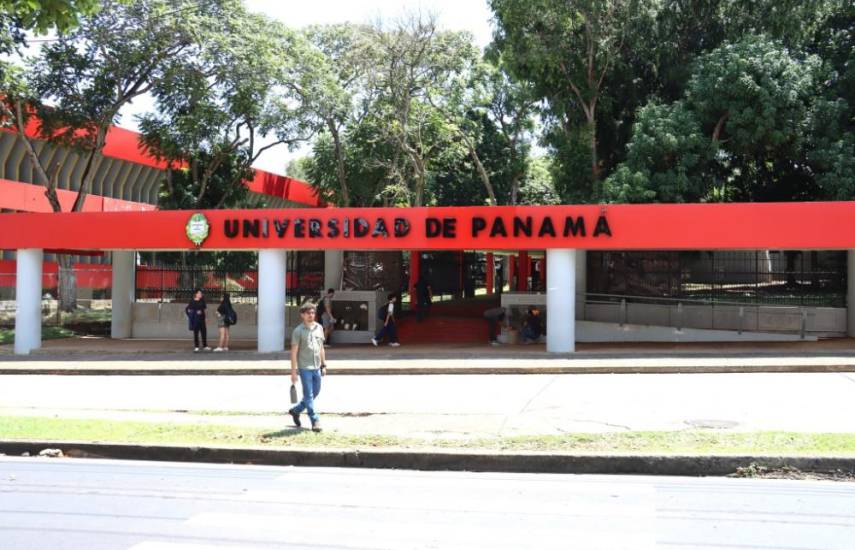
[3,372,855,435]
[1,457,853,549]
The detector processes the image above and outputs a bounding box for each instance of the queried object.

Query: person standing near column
[214,292,235,352]
[415,276,433,322]
[320,288,336,346]
[185,289,210,352]
[288,303,327,432]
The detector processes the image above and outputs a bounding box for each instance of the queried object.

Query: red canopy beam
[0,202,854,252]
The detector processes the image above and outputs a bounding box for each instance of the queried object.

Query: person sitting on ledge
[521,306,544,344]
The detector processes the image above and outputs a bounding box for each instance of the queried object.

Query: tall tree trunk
[57,254,77,313]
[467,143,497,206]
[588,116,600,201]
[509,172,522,206]
[329,124,351,207]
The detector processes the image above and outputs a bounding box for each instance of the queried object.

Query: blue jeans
[375,320,398,343]
[292,368,322,423]
[522,325,541,342]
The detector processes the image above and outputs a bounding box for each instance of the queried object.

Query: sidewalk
[0,339,855,475]
[2,336,855,375]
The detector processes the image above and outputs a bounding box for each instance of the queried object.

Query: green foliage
[519,156,561,205]
[0,0,101,70]
[0,0,100,35]
[605,36,824,203]
[27,0,217,151]
[806,2,855,199]
[604,101,712,202]
[157,153,252,211]
[138,4,304,209]
[490,0,845,203]
[687,37,819,156]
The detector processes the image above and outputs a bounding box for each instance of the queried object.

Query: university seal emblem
[185,213,210,247]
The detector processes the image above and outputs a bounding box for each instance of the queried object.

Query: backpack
[226,308,238,326]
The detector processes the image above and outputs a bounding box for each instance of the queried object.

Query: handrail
[581,292,819,310]
[575,291,815,336]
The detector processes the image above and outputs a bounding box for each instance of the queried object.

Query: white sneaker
[389,342,400,347]
[370,338,378,346]
[213,347,224,352]
[203,346,212,351]
[194,347,200,352]
[223,347,229,351]
[490,341,501,346]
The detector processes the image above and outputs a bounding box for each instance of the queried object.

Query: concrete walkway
[3,337,855,375]
[4,372,855,437]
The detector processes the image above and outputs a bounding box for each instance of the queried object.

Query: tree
[139,11,308,209]
[488,0,839,204]
[806,1,854,199]
[0,0,100,36]
[483,51,538,205]
[370,13,474,206]
[490,0,643,199]
[519,156,561,205]
[0,0,100,66]
[281,24,378,207]
[1,0,230,311]
[604,36,821,203]
[306,115,401,207]
[604,101,713,203]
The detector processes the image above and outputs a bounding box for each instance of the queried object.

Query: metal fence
[135,252,327,304]
[587,250,847,307]
[135,265,258,303]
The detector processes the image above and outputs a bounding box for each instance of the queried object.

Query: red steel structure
[1,202,854,251]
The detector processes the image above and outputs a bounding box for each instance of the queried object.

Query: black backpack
[377,303,389,320]
[226,308,238,326]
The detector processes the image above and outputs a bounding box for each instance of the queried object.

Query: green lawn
[2,415,855,455]
[0,326,75,345]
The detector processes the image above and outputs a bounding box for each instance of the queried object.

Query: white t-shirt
[388,303,394,315]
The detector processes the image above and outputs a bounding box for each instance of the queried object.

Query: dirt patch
[731,464,855,482]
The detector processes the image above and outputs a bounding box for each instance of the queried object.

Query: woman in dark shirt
[215,292,234,352]
[185,289,209,352]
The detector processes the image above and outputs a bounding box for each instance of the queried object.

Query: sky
[120,0,497,176]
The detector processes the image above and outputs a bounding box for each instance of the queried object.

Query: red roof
[2,120,322,207]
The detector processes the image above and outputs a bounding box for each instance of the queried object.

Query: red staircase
[396,296,498,344]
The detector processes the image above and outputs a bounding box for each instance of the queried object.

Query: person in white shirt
[371,293,400,347]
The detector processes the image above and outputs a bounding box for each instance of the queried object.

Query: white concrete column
[575,250,587,318]
[14,249,43,355]
[546,249,576,353]
[111,250,135,339]
[258,249,287,353]
[324,249,344,290]
[848,250,855,337]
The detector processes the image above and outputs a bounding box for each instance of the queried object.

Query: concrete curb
[2,440,854,476]
[3,364,855,375]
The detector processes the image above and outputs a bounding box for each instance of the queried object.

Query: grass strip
[0,327,75,345]
[2,416,855,455]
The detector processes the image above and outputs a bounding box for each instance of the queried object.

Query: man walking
[371,293,400,347]
[288,303,327,432]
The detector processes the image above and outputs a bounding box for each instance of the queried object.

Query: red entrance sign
[0,202,853,251]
